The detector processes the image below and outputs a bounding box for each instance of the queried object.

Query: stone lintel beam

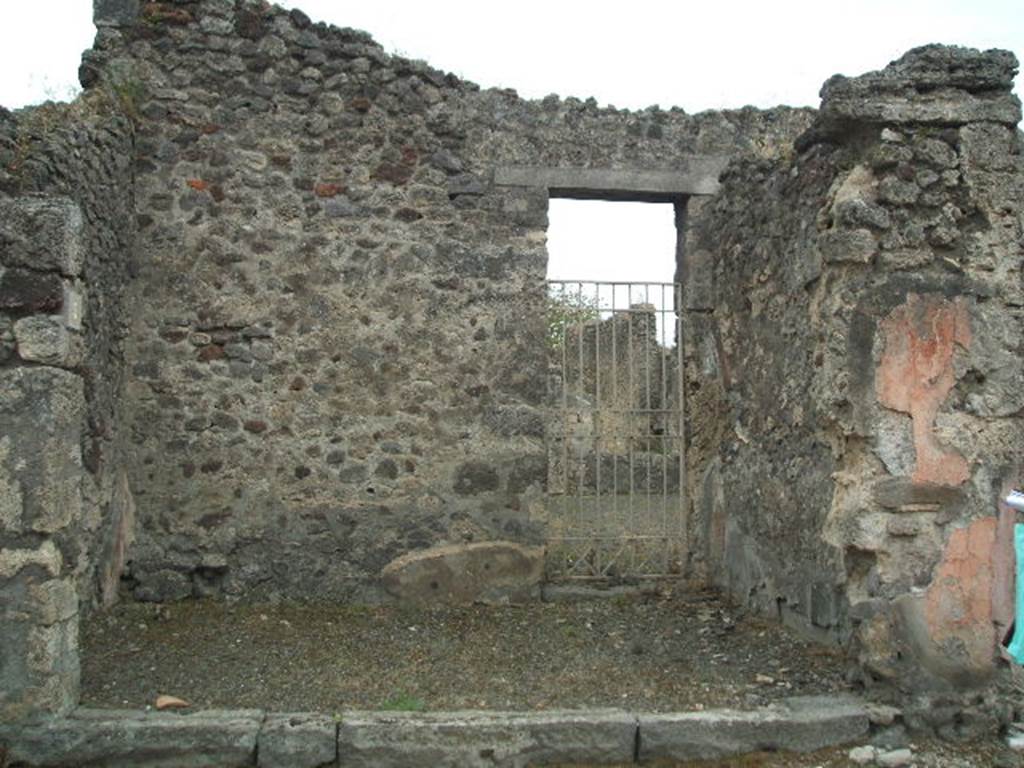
[495,158,730,200]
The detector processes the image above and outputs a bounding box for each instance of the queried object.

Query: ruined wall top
[93,0,140,27]
[812,44,1021,139]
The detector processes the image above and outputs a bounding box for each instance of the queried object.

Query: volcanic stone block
[93,0,140,27]
[819,229,877,264]
[682,249,715,309]
[0,269,64,313]
[452,461,500,495]
[0,709,262,767]
[0,544,79,721]
[818,46,1022,128]
[638,696,869,762]
[14,316,73,366]
[0,198,83,275]
[495,160,729,198]
[0,368,84,534]
[380,541,544,605]
[258,713,337,768]
[337,709,636,768]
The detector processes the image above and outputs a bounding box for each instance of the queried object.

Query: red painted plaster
[993,479,1021,642]
[923,517,1000,672]
[876,293,971,486]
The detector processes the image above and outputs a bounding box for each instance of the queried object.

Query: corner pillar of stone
[1,197,90,720]
[807,46,1023,688]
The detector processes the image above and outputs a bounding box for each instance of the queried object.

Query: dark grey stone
[133,569,192,602]
[638,696,869,762]
[453,461,500,495]
[483,405,544,438]
[323,198,362,218]
[495,159,729,198]
[93,0,139,26]
[819,229,877,264]
[430,150,463,174]
[337,709,635,767]
[447,174,486,196]
[818,45,1022,129]
[507,454,546,494]
[258,713,337,768]
[0,198,83,275]
[0,709,262,767]
[0,269,64,313]
[834,199,891,230]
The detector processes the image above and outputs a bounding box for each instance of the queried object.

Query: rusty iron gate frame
[545,280,688,580]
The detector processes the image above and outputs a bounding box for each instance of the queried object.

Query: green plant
[100,74,147,125]
[5,102,65,181]
[547,286,600,353]
[379,692,427,712]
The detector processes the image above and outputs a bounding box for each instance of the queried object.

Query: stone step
[0,696,869,767]
[637,695,870,763]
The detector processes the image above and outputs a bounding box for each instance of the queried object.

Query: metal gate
[545,280,687,580]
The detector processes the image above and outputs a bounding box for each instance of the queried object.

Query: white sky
[0,0,1021,288]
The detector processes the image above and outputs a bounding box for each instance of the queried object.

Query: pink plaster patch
[876,293,970,486]
[923,517,1000,672]
[993,479,1021,642]
[99,472,135,607]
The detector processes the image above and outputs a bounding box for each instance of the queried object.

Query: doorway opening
[544,199,688,581]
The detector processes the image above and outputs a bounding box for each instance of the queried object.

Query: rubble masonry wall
[0,97,136,717]
[685,45,1024,690]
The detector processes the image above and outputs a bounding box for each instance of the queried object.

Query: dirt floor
[81,587,851,713]
[80,587,1022,767]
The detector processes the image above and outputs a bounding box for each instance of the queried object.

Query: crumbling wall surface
[689,44,1023,693]
[0,99,135,718]
[81,0,814,602]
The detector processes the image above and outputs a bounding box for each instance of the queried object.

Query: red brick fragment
[142,3,193,25]
[314,182,345,198]
[197,345,225,362]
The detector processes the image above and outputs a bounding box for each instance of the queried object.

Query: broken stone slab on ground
[380,541,544,605]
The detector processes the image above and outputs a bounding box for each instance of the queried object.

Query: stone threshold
[0,695,868,767]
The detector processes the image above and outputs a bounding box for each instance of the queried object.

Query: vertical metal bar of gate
[545,279,688,580]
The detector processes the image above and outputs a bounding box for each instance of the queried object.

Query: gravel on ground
[80,587,1021,767]
[81,588,849,713]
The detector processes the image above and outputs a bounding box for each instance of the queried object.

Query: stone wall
[686,45,1024,690]
[0,0,1019,725]
[0,96,135,717]
[82,0,813,602]
[559,306,674,456]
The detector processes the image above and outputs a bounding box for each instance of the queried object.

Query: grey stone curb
[638,694,871,763]
[338,709,636,767]
[0,696,869,767]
